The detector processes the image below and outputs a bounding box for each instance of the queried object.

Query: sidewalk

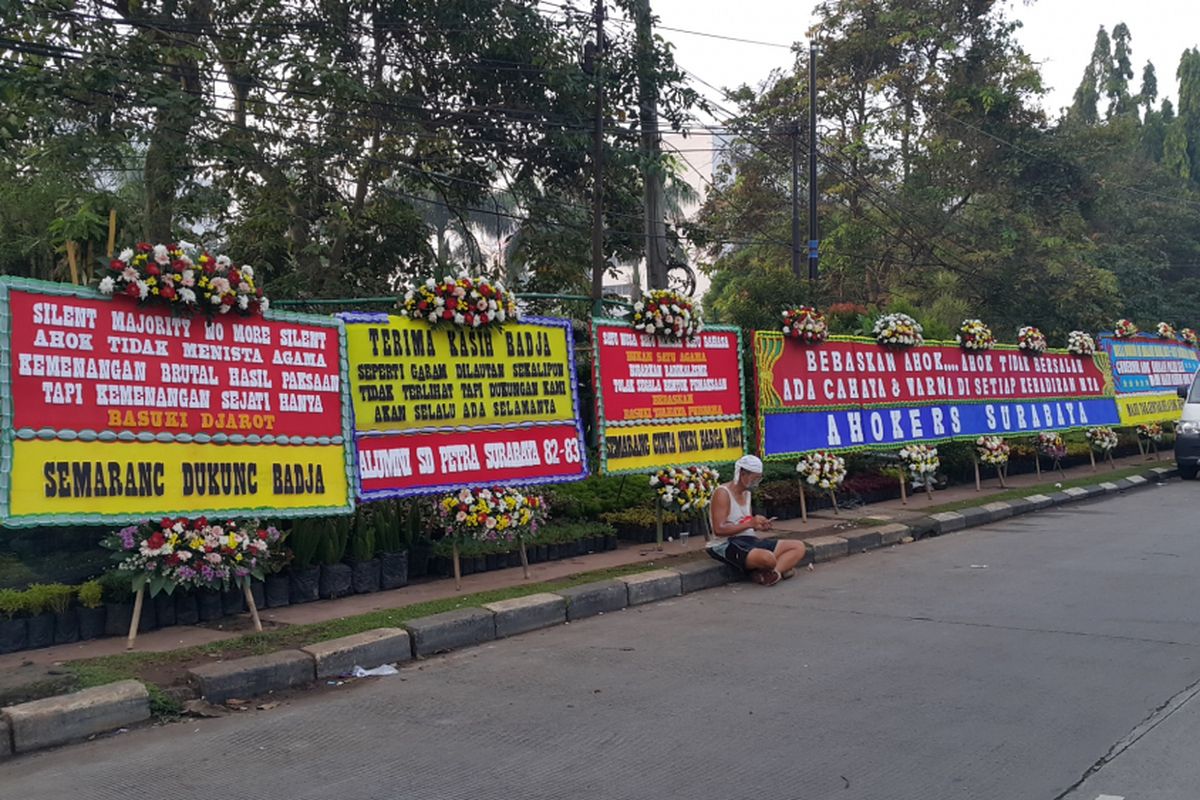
[0,451,1170,679]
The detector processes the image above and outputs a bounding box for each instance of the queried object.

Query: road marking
[1094,795,1125,800]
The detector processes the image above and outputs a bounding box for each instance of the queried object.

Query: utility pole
[791,123,802,281]
[588,0,607,316]
[634,0,670,291]
[807,40,819,283]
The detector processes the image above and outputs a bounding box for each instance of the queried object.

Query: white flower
[472,316,482,327]
[237,281,251,294]
[181,269,195,287]
[428,312,438,322]
[453,313,465,325]
[237,295,250,310]
[240,265,254,279]
[455,511,467,522]
[118,248,133,263]
[216,255,232,269]
[210,277,231,295]
[98,276,115,294]
[179,288,196,304]
[122,266,139,283]
[497,310,507,322]
[153,244,169,264]
[425,278,436,289]
[136,280,149,299]
[219,303,231,314]
[403,290,414,302]
[634,302,645,312]
[259,297,269,312]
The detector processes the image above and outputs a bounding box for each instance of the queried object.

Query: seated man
[707,455,807,586]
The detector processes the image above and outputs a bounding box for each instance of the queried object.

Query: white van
[1175,379,1200,479]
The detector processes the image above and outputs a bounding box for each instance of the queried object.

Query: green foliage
[0,587,27,619]
[372,502,403,554]
[98,570,133,603]
[318,517,353,566]
[348,508,376,563]
[77,580,104,609]
[288,519,324,571]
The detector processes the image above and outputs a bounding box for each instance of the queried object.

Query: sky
[646,0,1200,120]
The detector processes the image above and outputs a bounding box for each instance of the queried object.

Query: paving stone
[1024,494,1054,510]
[405,608,496,657]
[3,680,149,753]
[556,580,628,621]
[483,594,566,639]
[1126,475,1149,486]
[981,502,1014,521]
[621,570,682,606]
[188,651,315,705]
[1062,487,1089,499]
[1098,481,1120,493]
[301,628,412,679]
[929,512,966,534]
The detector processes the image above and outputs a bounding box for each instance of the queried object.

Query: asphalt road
[4,482,1200,800]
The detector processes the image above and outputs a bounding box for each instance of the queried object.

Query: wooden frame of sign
[127,582,261,651]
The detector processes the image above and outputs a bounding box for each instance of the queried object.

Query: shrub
[289,519,323,570]
[0,587,28,619]
[98,570,133,603]
[38,583,76,614]
[348,508,376,562]
[77,580,103,609]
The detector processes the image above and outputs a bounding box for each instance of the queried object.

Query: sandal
[753,569,782,587]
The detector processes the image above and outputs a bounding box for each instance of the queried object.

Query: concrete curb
[188,650,315,705]
[2,680,148,753]
[405,608,496,657]
[301,628,413,679]
[621,569,683,605]
[6,465,1176,759]
[483,593,567,639]
[557,580,628,621]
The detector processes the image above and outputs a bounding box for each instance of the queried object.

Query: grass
[63,561,663,716]
[918,464,1158,515]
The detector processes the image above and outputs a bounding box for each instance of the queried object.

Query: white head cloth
[733,454,764,484]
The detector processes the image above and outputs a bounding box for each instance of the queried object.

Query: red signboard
[355,422,585,496]
[8,289,343,438]
[764,339,1111,409]
[594,325,744,422]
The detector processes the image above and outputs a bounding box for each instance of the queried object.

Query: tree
[1070,26,1110,124]
[1106,23,1135,118]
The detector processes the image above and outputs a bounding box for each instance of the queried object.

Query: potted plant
[101,571,136,637]
[288,518,323,604]
[318,516,353,599]
[76,580,107,641]
[262,526,293,608]
[20,585,56,649]
[45,584,80,645]
[374,501,409,591]
[0,588,28,654]
[347,508,381,594]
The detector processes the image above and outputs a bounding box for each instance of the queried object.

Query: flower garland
[435,487,547,541]
[976,436,1010,466]
[781,305,828,344]
[1017,325,1047,356]
[1182,328,1198,347]
[99,243,267,316]
[1036,432,1066,460]
[1156,321,1177,340]
[399,274,517,328]
[632,289,702,341]
[873,312,924,347]
[898,444,939,481]
[955,319,994,351]
[649,465,722,515]
[1066,330,1096,356]
[1136,423,1163,442]
[102,518,285,595]
[1086,426,1119,452]
[796,450,847,491]
[1113,318,1138,338]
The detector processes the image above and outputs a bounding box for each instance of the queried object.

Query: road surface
[4,482,1200,800]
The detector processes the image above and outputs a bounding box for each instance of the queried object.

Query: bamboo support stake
[1055,457,1066,479]
[973,456,982,492]
[830,490,839,515]
[1089,448,1097,472]
[1153,440,1161,461]
[799,482,808,523]
[107,209,117,257]
[519,539,530,580]
[452,541,462,591]
[655,504,664,552]
[126,586,144,651]
[1108,450,1117,470]
[899,472,907,506]
[1034,452,1041,479]
[66,241,79,285]
[997,462,1008,489]
[925,478,934,501]
[243,582,262,633]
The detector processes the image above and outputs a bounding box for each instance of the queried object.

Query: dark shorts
[707,535,778,572]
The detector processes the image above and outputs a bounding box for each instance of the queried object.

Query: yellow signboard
[1114,392,1183,426]
[603,419,746,473]
[345,315,576,432]
[9,439,349,521]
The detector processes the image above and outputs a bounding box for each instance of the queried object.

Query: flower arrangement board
[340,313,587,498]
[1096,333,1196,426]
[0,276,355,527]
[753,333,1120,459]
[593,321,746,474]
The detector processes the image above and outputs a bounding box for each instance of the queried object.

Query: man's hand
[753,514,773,530]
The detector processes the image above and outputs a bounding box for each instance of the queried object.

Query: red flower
[256,287,263,298]
[109,259,124,271]
[160,284,176,300]
[221,294,235,306]
[258,530,269,540]
[147,532,166,550]
[442,310,454,320]
[172,259,188,272]
[124,283,141,298]
[136,242,152,253]
[146,263,161,277]
[417,300,428,311]
[196,516,208,527]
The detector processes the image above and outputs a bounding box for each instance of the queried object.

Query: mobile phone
[768,516,778,521]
